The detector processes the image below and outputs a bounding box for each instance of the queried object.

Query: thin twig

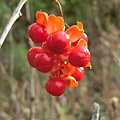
[91,102,100,120]
[53,0,69,28]
[53,0,63,17]
[0,0,28,49]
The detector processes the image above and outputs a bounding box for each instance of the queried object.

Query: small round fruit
[69,46,91,67]
[46,78,65,96]
[28,23,48,44]
[72,67,85,81]
[46,31,70,54]
[27,46,42,67]
[34,52,54,73]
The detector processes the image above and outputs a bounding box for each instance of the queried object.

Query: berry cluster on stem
[27,11,92,96]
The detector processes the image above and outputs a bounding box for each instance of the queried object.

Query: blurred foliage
[13,42,28,80]
[0,0,120,120]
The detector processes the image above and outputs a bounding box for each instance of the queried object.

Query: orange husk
[76,22,84,30]
[61,62,76,76]
[36,11,48,26]
[50,55,64,75]
[65,25,83,42]
[63,76,78,88]
[85,62,92,69]
[76,39,87,47]
[54,55,64,64]
[60,52,70,60]
[46,14,64,34]
[50,62,61,73]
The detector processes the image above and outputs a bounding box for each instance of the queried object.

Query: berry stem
[53,0,70,28]
[53,0,63,17]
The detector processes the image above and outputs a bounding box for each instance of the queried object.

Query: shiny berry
[27,47,42,67]
[72,67,85,81]
[28,23,48,44]
[45,78,65,96]
[34,52,54,73]
[46,31,70,54]
[69,46,91,67]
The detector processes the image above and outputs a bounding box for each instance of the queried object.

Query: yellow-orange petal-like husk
[76,39,87,47]
[61,62,76,76]
[54,55,64,64]
[50,68,60,78]
[50,62,60,73]
[46,14,64,34]
[36,11,48,26]
[65,25,83,42]
[85,62,92,69]
[60,52,70,60]
[63,76,78,88]
[76,22,84,31]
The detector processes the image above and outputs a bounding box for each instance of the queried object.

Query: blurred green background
[0,0,120,120]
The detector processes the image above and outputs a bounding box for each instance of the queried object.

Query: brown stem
[53,0,69,28]
[54,0,63,17]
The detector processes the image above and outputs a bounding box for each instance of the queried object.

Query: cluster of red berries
[27,11,91,96]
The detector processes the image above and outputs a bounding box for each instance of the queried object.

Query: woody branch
[0,0,28,49]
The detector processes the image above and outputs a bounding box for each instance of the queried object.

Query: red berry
[72,67,85,81]
[28,23,48,44]
[46,78,65,96]
[27,47,42,67]
[69,46,91,67]
[46,31,70,54]
[34,52,54,73]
